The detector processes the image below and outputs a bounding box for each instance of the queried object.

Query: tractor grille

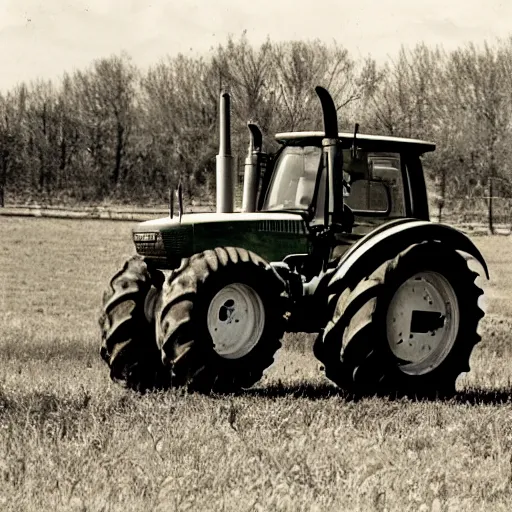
[257,219,305,234]
[134,241,161,256]
[161,226,193,256]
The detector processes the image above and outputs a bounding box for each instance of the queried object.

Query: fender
[328,219,489,291]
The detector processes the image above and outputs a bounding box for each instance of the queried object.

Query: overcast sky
[0,0,511,92]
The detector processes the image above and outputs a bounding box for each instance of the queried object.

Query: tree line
[2,35,512,223]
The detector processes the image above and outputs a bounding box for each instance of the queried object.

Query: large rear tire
[318,242,484,398]
[156,247,288,393]
[99,255,169,392]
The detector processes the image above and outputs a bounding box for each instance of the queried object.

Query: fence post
[0,157,4,207]
[488,177,494,234]
[437,199,444,224]
[509,198,512,235]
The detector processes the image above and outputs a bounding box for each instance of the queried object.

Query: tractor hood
[133,211,309,266]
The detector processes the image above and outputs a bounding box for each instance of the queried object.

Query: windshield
[262,145,406,217]
[263,146,322,211]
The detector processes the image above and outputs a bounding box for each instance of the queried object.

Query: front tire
[99,256,169,392]
[319,242,484,398]
[156,247,288,393]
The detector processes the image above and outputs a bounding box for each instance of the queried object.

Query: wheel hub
[207,283,265,359]
[386,271,459,375]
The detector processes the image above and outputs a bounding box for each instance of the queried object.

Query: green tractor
[99,86,488,397]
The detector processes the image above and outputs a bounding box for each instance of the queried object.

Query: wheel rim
[386,271,460,375]
[207,283,265,359]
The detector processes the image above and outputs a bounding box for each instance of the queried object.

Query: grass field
[2,217,512,511]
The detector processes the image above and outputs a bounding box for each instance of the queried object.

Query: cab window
[344,151,406,217]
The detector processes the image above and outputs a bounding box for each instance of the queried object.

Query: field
[2,217,512,511]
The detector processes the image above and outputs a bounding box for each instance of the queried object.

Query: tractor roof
[275,131,436,154]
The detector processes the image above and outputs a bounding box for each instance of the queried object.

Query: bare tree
[72,54,138,199]
[447,42,512,232]
[270,40,359,131]
[141,54,218,202]
[368,44,444,138]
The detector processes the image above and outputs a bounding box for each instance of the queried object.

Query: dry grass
[2,217,512,511]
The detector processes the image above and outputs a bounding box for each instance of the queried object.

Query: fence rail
[0,202,216,221]
[431,196,512,233]
[2,198,512,234]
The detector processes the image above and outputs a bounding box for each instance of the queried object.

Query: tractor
[99,86,488,397]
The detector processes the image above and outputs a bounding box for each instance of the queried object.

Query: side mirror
[371,164,400,183]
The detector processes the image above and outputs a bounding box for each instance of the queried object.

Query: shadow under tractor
[99,86,488,398]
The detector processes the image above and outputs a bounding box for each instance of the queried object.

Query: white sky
[0,0,511,92]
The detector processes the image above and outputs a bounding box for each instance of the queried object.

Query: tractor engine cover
[132,212,310,268]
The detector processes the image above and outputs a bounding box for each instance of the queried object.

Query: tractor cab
[259,131,435,235]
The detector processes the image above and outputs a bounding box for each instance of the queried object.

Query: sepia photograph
[1,1,512,510]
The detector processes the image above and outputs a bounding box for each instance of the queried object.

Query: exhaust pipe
[315,86,343,227]
[242,123,262,213]
[216,90,235,213]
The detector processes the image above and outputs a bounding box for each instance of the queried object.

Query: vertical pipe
[315,86,343,227]
[242,123,262,213]
[242,151,259,212]
[216,91,234,213]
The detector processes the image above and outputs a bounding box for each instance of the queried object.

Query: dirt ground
[1,216,512,511]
